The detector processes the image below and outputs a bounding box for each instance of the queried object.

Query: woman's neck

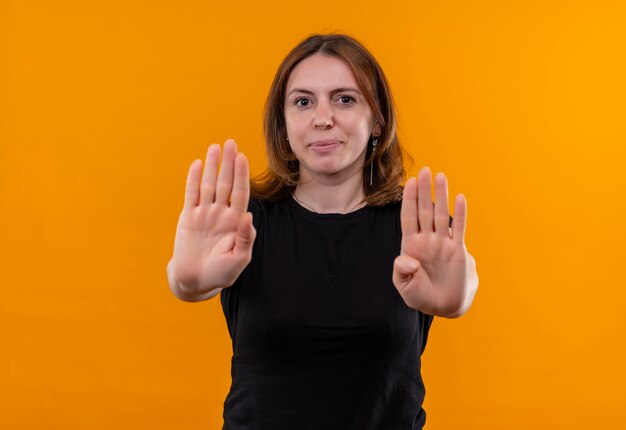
[293,171,366,214]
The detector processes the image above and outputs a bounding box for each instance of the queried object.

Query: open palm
[172,139,255,295]
[393,167,469,317]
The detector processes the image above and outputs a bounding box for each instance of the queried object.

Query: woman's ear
[372,122,382,137]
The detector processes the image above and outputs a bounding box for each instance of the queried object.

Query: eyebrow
[287,87,363,97]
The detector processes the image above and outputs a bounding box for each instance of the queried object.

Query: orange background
[2,1,625,428]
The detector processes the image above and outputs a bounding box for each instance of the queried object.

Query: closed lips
[309,140,342,147]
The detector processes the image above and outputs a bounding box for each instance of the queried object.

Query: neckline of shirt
[287,195,371,220]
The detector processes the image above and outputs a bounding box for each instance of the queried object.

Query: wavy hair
[251,33,412,206]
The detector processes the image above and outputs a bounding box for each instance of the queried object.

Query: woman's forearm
[444,252,479,318]
[167,259,222,302]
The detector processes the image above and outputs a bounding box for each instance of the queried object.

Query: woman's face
[284,53,380,183]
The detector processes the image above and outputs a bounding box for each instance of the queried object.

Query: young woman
[167,33,478,429]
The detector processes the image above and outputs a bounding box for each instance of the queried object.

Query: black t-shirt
[220,197,434,430]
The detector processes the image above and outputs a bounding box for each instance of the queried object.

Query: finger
[215,139,238,205]
[392,256,420,286]
[395,255,420,276]
[434,172,451,236]
[451,194,467,245]
[401,177,418,236]
[183,159,202,209]
[233,212,256,259]
[199,144,221,206]
[230,153,250,213]
[417,167,434,233]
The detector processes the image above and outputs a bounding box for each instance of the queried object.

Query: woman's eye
[339,95,354,104]
[294,98,310,107]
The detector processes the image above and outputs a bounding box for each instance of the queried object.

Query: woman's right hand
[171,139,256,297]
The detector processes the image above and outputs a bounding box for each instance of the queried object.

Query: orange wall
[1,1,625,428]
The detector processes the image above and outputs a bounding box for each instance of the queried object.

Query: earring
[370,137,378,186]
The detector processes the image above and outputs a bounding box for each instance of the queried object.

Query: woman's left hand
[392,167,477,317]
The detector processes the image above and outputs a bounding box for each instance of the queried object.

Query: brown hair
[252,33,412,206]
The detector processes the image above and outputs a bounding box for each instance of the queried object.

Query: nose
[312,101,334,129]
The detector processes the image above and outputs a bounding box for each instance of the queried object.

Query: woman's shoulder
[247,197,291,226]
[371,198,402,216]
[248,197,289,212]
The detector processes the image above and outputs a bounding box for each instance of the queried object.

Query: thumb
[233,212,256,257]
[393,255,420,285]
